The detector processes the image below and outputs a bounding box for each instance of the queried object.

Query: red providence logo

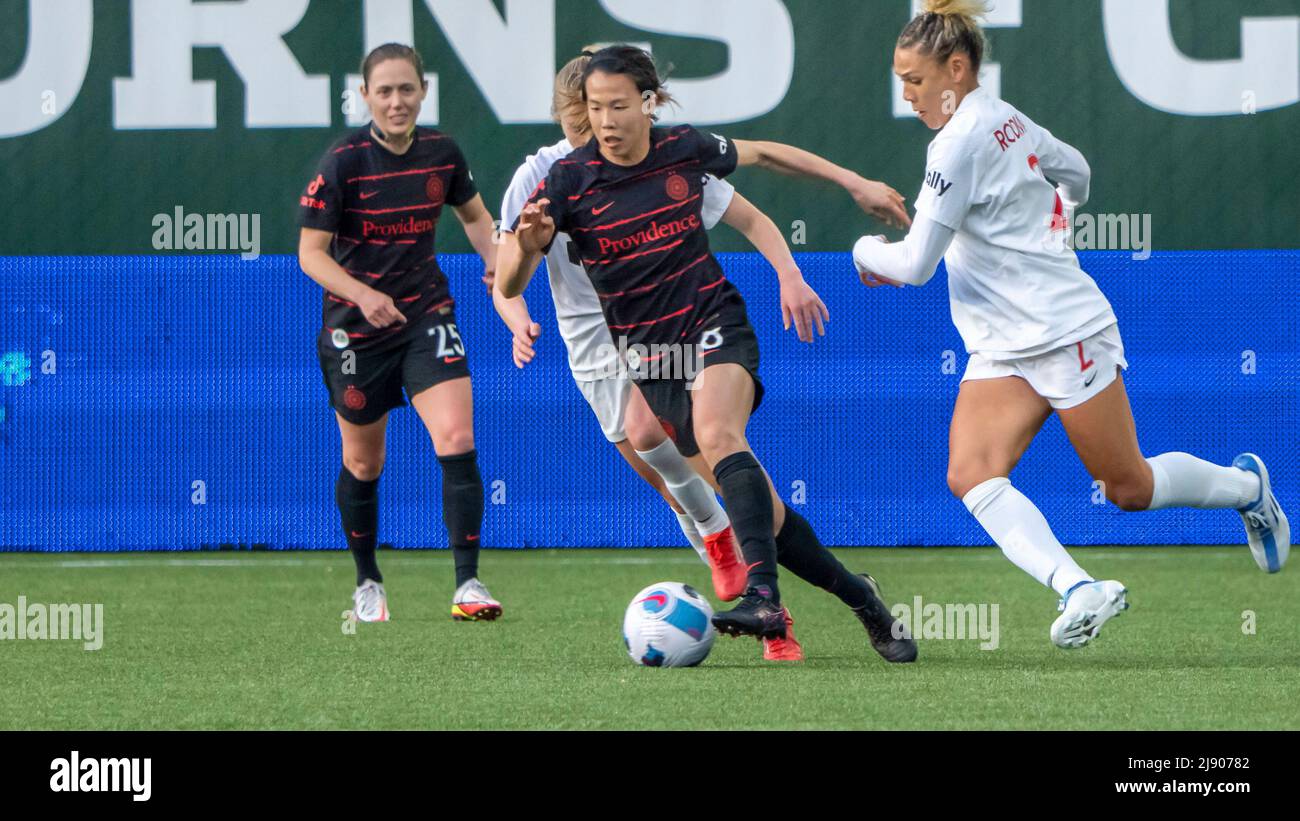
[597,214,700,255]
[363,216,435,238]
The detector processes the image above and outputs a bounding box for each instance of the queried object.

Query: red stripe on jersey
[599,254,709,300]
[424,298,455,314]
[697,275,727,292]
[345,203,440,216]
[327,294,358,307]
[681,316,709,338]
[346,165,455,184]
[585,160,604,166]
[654,134,680,149]
[337,236,362,245]
[345,254,435,280]
[569,195,700,233]
[418,134,445,141]
[583,238,684,266]
[567,160,698,201]
[334,141,373,154]
[608,305,693,332]
[524,180,546,203]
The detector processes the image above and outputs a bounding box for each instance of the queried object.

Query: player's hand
[512,322,542,368]
[356,287,408,328]
[849,177,911,230]
[482,267,496,295]
[516,199,556,254]
[854,236,904,288]
[779,273,829,343]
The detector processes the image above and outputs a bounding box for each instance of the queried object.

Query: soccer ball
[623,581,716,667]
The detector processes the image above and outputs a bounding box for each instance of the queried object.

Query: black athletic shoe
[852,573,918,663]
[712,588,788,639]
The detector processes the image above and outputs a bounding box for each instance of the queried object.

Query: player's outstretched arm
[732,140,912,229]
[720,192,828,343]
[298,227,406,328]
[851,214,955,288]
[452,194,499,294]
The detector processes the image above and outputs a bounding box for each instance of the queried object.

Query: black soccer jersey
[299,126,477,351]
[519,125,743,350]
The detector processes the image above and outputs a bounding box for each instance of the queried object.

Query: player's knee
[433,428,475,456]
[343,455,384,482]
[694,423,744,464]
[947,461,998,500]
[1102,476,1152,512]
[624,415,666,452]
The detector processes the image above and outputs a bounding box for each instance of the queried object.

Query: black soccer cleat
[852,573,918,664]
[711,588,788,640]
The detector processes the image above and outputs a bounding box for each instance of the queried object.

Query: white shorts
[577,376,631,443]
[963,324,1128,410]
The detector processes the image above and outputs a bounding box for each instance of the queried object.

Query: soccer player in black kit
[499,46,917,662]
[298,44,501,623]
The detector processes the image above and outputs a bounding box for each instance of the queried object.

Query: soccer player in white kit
[496,51,912,661]
[852,0,1290,649]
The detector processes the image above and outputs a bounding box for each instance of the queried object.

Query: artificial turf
[2,546,1295,730]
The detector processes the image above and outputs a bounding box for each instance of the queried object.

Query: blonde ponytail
[551,48,597,130]
[898,0,990,72]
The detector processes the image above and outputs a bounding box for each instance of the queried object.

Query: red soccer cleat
[702,526,747,602]
[761,607,804,662]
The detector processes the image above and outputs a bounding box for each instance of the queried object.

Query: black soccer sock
[713,451,780,603]
[439,449,485,588]
[336,467,382,586]
[775,503,870,609]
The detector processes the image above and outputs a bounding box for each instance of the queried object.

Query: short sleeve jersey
[298,126,478,351]
[501,135,736,381]
[516,125,742,351]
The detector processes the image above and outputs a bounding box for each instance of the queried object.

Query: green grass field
[2,547,1296,730]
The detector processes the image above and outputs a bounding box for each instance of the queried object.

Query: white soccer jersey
[914,87,1117,360]
[501,138,736,381]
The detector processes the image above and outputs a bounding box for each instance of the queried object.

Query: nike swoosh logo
[443,356,464,364]
[350,531,371,538]
[1083,373,1098,387]
[360,191,380,200]
[465,534,479,542]
[744,560,764,574]
[592,202,614,215]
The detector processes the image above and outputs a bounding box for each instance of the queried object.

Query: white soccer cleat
[1050,580,1128,649]
[352,579,390,623]
[451,578,503,622]
[1233,453,1290,573]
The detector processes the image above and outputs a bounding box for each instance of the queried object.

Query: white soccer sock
[675,511,709,563]
[637,440,730,537]
[1145,452,1260,510]
[963,477,1092,597]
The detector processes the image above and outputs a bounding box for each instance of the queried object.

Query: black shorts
[317,311,471,426]
[633,313,765,458]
